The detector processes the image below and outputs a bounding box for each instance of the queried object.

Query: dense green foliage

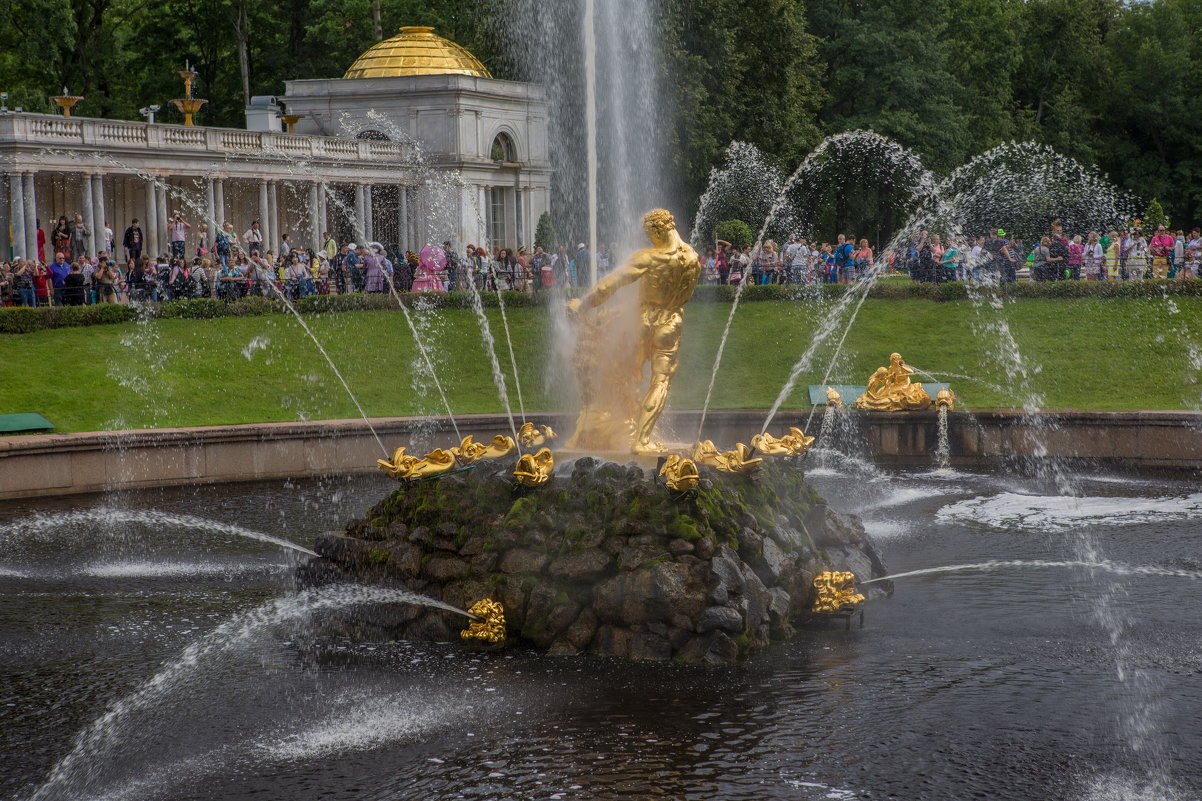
[4,295,1202,433]
[533,212,557,252]
[3,0,1201,224]
[713,220,754,249]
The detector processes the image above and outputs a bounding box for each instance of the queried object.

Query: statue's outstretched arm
[577,258,646,310]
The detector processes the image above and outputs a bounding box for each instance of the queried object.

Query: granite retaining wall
[2,409,1200,500]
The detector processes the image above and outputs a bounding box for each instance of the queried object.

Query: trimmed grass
[3,297,1201,433]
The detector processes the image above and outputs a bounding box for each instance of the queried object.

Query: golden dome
[343,26,492,80]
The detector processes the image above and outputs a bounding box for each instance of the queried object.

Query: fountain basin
[308,458,889,663]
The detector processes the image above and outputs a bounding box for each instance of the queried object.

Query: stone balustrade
[0,112,416,165]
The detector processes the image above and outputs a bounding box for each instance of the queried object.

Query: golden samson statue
[567,209,701,454]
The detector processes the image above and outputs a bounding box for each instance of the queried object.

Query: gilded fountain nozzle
[658,454,700,492]
[376,446,456,480]
[692,440,763,474]
[750,427,815,457]
[514,447,554,487]
[460,598,506,644]
[935,388,955,410]
[825,386,844,408]
[517,422,558,449]
[811,570,865,613]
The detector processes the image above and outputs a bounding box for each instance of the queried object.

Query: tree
[534,212,557,251]
[660,0,825,213]
[1010,0,1117,162]
[714,219,754,248]
[1144,199,1169,232]
[808,0,971,170]
[1096,0,1202,224]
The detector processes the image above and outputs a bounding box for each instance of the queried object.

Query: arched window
[490,133,516,162]
[356,129,390,141]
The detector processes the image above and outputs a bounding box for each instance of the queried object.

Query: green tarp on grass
[0,413,55,433]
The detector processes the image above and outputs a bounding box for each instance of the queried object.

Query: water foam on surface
[260,691,481,761]
[1079,773,1185,801]
[79,560,287,579]
[936,492,1202,532]
[783,777,859,800]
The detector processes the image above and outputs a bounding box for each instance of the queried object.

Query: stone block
[498,548,549,574]
[667,538,694,555]
[698,605,743,633]
[563,608,598,650]
[423,555,469,581]
[547,549,612,579]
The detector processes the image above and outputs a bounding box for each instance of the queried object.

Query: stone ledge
[3,409,1202,500]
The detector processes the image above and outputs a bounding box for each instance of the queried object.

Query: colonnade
[0,171,437,262]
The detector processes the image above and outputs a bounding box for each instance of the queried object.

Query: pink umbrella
[419,245,447,271]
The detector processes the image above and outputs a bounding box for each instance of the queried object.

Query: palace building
[0,26,550,260]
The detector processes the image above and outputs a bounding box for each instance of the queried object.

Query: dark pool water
[2,466,1200,801]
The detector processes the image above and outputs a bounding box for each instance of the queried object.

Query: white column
[92,174,106,255]
[267,180,279,252]
[353,184,367,244]
[414,191,424,247]
[0,175,8,259]
[515,186,524,248]
[397,185,408,253]
[308,181,320,250]
[257,180,269,244]
[214,177,225,228]
[145,179,159,257]
[9,174,26,259]
[155,181,169,254]
[524,187,532,249]
[205,177,217,231]
[364,184,375,243]
[80,174,95,258]
[477,186,488,245]
[318,183,328,243]
[22,173,37,262]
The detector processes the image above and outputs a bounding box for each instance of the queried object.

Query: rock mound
[310,457,889,663]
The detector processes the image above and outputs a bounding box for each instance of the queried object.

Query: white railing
[220,130,261,150]
[0,113,415,164]
[98,122,148,144]
[30,118,83,138]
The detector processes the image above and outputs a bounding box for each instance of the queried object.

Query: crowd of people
[0,210,616,307]
[697,220,1202,286]
[4,209,1202,308]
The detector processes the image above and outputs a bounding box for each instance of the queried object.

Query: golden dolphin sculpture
[751,427,816,457]
[810,570,866,613]
[378,434,520,481]
[481,434,517,459]
[449,435,489,465]
[691,440,763,474]
[514,447,555,487]
[658,454,700,492]
[460,598,507,644]
[517,422,558,449]
[376,446,457,481]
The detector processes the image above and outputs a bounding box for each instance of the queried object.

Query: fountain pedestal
[313,458,890,663]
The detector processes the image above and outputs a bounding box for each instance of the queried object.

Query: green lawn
[3,297,1200,433]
